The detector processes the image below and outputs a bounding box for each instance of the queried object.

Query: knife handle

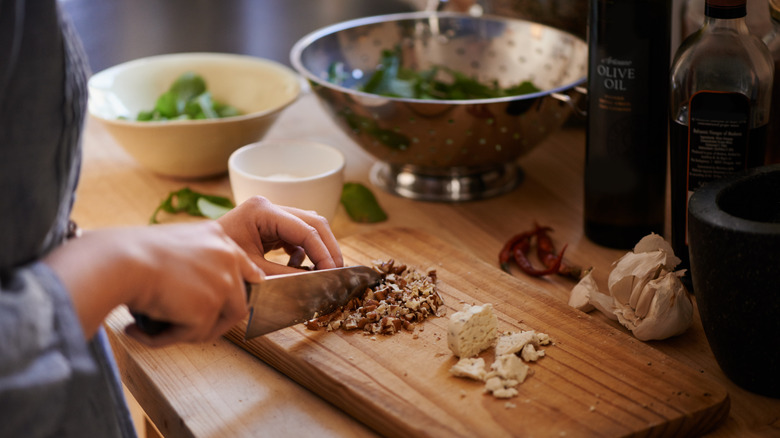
[131,312,171,336]
[131,284,254,336]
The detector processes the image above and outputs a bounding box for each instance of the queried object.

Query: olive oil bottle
[669,0,773,286]
[584,0,672,249]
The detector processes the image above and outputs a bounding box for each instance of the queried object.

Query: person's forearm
[42,222,260,346]
[43,229,147,338]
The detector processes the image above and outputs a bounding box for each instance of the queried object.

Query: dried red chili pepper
[533,224,584,280]
[533,224,556,266]
[512,235,566,277]
[498,230,535,273]
[499,223,585,279]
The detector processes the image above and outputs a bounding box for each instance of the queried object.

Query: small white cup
[228,139,346,221]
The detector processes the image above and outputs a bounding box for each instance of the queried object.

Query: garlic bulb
[568,233,693,341]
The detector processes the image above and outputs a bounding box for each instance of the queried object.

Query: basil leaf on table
[150,187,234,224]
[196,196,233,220]
[341,182,388,223]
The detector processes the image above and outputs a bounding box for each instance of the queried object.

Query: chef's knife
[132,266,382,339]
[244,265,381,339]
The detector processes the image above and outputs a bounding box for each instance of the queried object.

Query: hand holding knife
[133,266,382,340]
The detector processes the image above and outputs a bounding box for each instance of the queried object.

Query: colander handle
[551,86,588,118]
[424,0,482,14]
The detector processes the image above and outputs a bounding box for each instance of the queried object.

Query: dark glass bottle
[669,0,774,287]
[765,0,780,164]
[584,0,671,249]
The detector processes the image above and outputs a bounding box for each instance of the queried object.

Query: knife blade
[245,265,382,339]
[132,266,382,339]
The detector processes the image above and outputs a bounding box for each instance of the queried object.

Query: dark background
[61,0,416,73]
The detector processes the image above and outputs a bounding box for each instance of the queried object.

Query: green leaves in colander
[328,46,541,100]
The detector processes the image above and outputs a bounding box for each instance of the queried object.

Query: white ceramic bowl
[88,52,301,179]
[228,139,346,221]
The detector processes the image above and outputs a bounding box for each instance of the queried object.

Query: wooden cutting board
[225,227,729,437]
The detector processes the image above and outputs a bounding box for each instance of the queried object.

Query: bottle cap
[705,0,747,18]
[706,0,746,6]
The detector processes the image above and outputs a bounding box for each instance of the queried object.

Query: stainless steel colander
[291,12,587,201]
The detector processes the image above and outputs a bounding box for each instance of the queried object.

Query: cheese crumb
[520,344,545,362]
[495,330,538,356]
[484,377,519,399]
[450,357,488,381]
[490,354,530,383]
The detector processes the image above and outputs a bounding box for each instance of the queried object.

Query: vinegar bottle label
[682,90,751,247]
[687,91,751,190]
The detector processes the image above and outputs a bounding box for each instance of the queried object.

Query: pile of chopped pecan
[305,260,444,335]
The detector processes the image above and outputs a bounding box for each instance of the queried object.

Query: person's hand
[45,221,263,346]
[217,196,344,275]
[122,221,263,346]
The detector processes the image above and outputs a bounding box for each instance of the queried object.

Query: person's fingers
[277,206,343,269]
[250,203,340,270]
[208,308,248,341]
[215,234,256,338]
[127,303,242,347]
[285,244,306,268]
[125,322,192,347]
[218,196,344,272]
[253,258,311,275]
[216,221,263,300]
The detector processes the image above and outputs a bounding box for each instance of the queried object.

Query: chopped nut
[362,304,378,313]
[302,260,443,336]
[366,311,380,322]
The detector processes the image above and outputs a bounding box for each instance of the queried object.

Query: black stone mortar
[688,164,780,398]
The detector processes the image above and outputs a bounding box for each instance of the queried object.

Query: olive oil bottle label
[594,56,637,110]
[687,90,751,192]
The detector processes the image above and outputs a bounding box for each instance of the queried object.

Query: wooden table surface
[74,91,780,437]
[63,1,779,436]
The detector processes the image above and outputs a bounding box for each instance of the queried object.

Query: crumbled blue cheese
[520,343,545,362]
[484,376,519,399]
[447,304,498,358]
[495,330,539,356]
[449,357,488,381]
[447,304,552,400]
[489,353,530,383]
